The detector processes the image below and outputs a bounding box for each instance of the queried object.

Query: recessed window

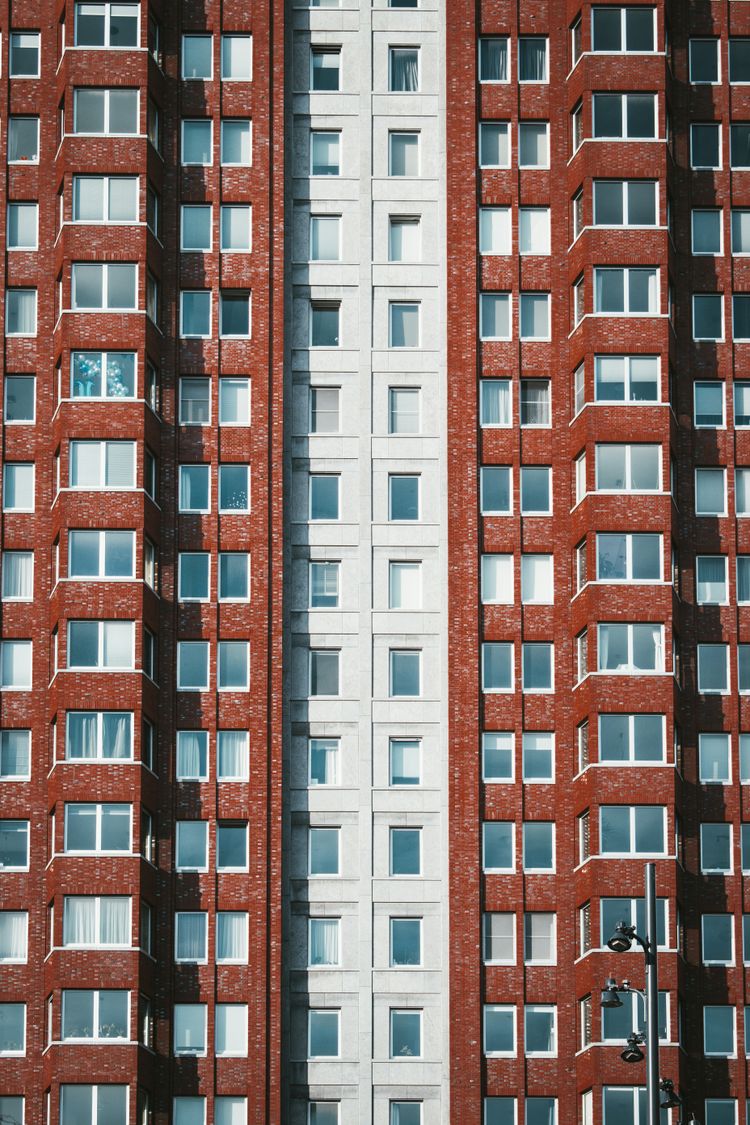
[0,730,30,778]
[479,207,511,255]
[525,1005,556,1055]
[173,1099,206,1125]
[388,474,419,520]
[219,291,251,337]
[483,732,513,782]
[390,739,420,785]
[594,180,657,226]
[731,125,750,169]
[310,215,340,261]
[309,918,340,966]
[704,1006,736,1056]
[4,375,35,422]
[484,1005,516,1056]
[390,1010,421,1058]
[597,622,663,673]
[219,378,250,425]
[692,209,722,255]
[309,1010,339,1058]
[696,555,728,605]
[595,444,660,491]
[0,821,29,869]
[174,1003,207,1055]
[482,642,513,692]
[175,912,208,962]
[310,301,340,346]
[0,911,28,960]
[690,38,720,83]
[691,123,721,169]
[3,463,34,511]
[391,917,421,966]
[7,202,38,249]
[222,34,252,80]
[734,294,750,341]
[480,292,511,339]
[591,7,655,52]
[309,827,340,875]
[518,122,549,167]
[175,820,208,871]
[519,208,551,254]
[181,119,212,164]
[695,467,727,515]
[693,381,725,428]
[179,377,210,425]
[520,554,553,603]
[480,380,511,427]
[479,122,510,168]
[182,34,212,79]
[731,39,750,82]
[220,204,251,252]
[519,38,547,82]
[221,119,251,165]
[389,302,419,347]
[702,914,734,965]
[217,641,249,691]
[309,474,340,520]
[390,827,421,875]
[9,32,40,77]
[217,822,248,870]
[309,649,339,696]
[176,730,208,780]
[697,644,729,693]
[519,293,550,339]
[479,38,509,82]
[389,217,420,262]
[180,204,211,251]
[180,290,211,337]
[177,641,210,691]
[523,822,554,870]
[389,561,421,609]
[480,466,512,515]
[8,117,39,163]
[73,88,138,134]
[592,93,657,139]
[6,289,37,335]
[310,387,339,432]
[218,464,250,512]
[309,738,339,785]
[701,823,732,872]
[522,733,554,781]
[311,131,340,175]
[389,387,420,433]
[520,466,551,513]
[389,131,419,176]
[390,47,419,92]
[390,649,420,697]
[310,561,340,608]
[483,912,515,964]
[699,733,731,784]
[311,48,340,91]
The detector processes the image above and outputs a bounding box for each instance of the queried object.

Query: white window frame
[62,895,132,948]
[68,529,136,581]
[599,804,668,856]
[483,1004,517,1057]
[592,180,659,227]
[176,641,210,692]
[66,620,134,671]
[593,267,659,315]
[691,123,722,169]
[596,622,665,674]
[63,802,132,854]
[69,440,136,490]
[181,119,213,166]
[592,92,658,140]
[73,88,140,136]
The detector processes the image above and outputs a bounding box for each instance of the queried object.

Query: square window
[174,1003,207,1054]
[731,39,750,82]
[0,820,29,868]
[389,216,420,262]
[522,644,553,691]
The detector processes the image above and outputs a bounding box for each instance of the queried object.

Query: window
[182,34,212,79]
[309,649,339,696]
[174,1003,207,1055]
[222,34,252,79]
[593,181,657,227]
[600,806,666,855]
[483,732,513,782]
[700,824,732,873]
[695,468,727,515]
[519,293,550,339]
[592,93,656,139]
[389,474,419,520]
[219,378,250,425]
[174,913,208,964]
[595,444,660,491]
[0,730,30,779]
[65,712,133,762]
[9,32,39,77]
[483,913,515,964]
[479,38,509,82]
[704,1007,736,1056]
[480,293,511,340]
[519,208,550,255]
[311,48,340,92]
[592,7,655,52]
[309,827,340,875]
[481,556,513,605]
[310,474,340,520]
[389,131,419,176]
[220,291,251,337]
[699,733,730,784]
[309,1107,340,1125]
[0,642,31,690]
[309,917,340,966]
[175,821,208,871]
[75,3,139,46]
[519,38,548,82]
[391,1010,421,1058]
[179,465,210,512]
[6,289,37,335]
[309,737,339,786]
[597,623,663,673]
[311,215,340,261]
[309,386,339,433]
[0,821,28,869]
[309,1010,339,1058]
[594,268,658,314]
[520,466,551,513]
[180,205,211,251]
[702,914,734,964]
[0,912,27,961]
[523,822,554,870]
[3,463,34,510]
[484,1005,516,1056]
[177,641,209,691]
[311,131,340,175]
[480,380,511,427]
[740,559,750,606]
[390,650,420,697]
[596,533,661,581]
[219,205,251,253]
[599,714,665,763]
[696,556,728,604]
[694,382,725,428]
[389,562,421,609]
[390,827,421,875]
[479,207,511,255]
[390,47,419,92]
[522,733,554,781]
[389,387,420,433]
[525,1005,556,1056]
[390,302,419,347]
[173,1100,206,1125]
[70,441,135,488]
[179,377,210,425]
[689,38,720,83]
[69,530,135,580]
[176,731,208,781]
[691,123,721,169]
[8,117,39,162]
[72,176,138,225]
[217,641,249,691]
[6,202,37,251]
[518,122,549,167]
[73,88,138,134]
[731,39,750,83]
[221,119,251,165]
[4,375,34,423]
[733,211,750,255]
[600,897,669,950]
[217,912,248,963]
[310,301,340,346]
[482,643,513,692]
[61,990,128,1041]
[697,644,729,693]
[64,803,130,853]
[522,644,553,692]
[390,739,420,785]
[692,209,722,255]
[215,1004,248,1058]
[2,551,33,601]
[310,561,340,608]
[389,217,420,262]
[218,464,250,512]
[483,821,514,871]
[71,352,136,401]
[182,119,212,164]
[63,896,130,947]
[704,1103,737,1125]
[479,122,510,168]
[731,125,750,169]
[219,553,250,601]
[71,262,137,311]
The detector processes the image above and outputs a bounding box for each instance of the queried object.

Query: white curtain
[1,731,29,776]
[598,626,609,670]
[8,290,36,333]
[2,552,32,598]
[103,712,131,759]
[481,39,508,81]
[176,913,206,960]
[521,38,547,80]
[102,621,132,668]
[699,557,726,602]
[0,911,27,959]
[215,1004,247,1056]
[217,912,247,961]
[105,442,135,487]
[391,50,419,90]
[218,731,248,779]
[310,919,339,965]
[222,35,251,79]
[734,210,750,253]
[177,731,207,778]
[481,380,510,425]
[216,1098,247,1125]
[100,897,130,945]
[64,897,96,945]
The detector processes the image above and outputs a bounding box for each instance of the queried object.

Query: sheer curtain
[63,897,96,945]
[391,50,419,91]
[103,712,131,759]
[218,731,248,779]
[481,39,508,81]
[0,911,27,959]
[598,625,609,670]
[177,731,207,779]
[1,731,29,776]
[176,913,207,960]
[520,39,547,81]
[100,897,130,945]
[481,380,510,425]
[2,552,31,598]
[217,912,247,961]
[310,919,339,965]
[699,558,726,602]
[67,712,98,759]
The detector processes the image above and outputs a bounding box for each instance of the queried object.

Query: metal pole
[645,862,660,1125]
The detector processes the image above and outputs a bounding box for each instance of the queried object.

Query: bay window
[73,88,138,135]
[62,895,131,947]
[64,803,131,853]
[599,714,665,763]
[594,267,658,314]
[597,623,663,673]
[593,180,657,226]
[60,1086,127,1125]
[595,355,659,401]
[61,990,128,1041]
[67,620,133,669]
[596,533,661,581]
[75,3,139,47]
[591,8,656,53]
[595,444,660,490]
[592,93,657,138]
[600,897,669,949]
[600,805,666,855]
[66,711,132,760]
[72,176,138,223]
[69,530,135,579]
[71,351,136,398]
[70,440,135,488]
